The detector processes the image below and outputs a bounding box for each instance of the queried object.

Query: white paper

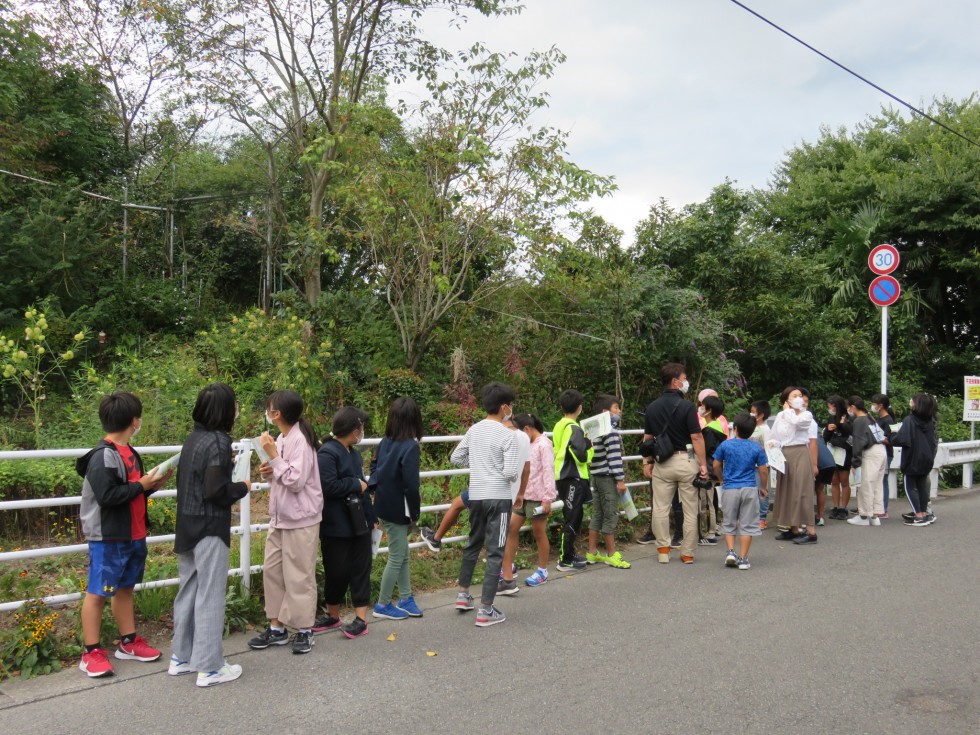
[580,412,613,441]
[831,446,847,467]
[766,445,787,474]
[149,452,180,477]
[232,446,252,483]
[371,528,383,558]
[250,437,271,463]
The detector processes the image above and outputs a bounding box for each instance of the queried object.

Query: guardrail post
[963,462,973,489]
[930,468,940,499]
[239,489,251,593]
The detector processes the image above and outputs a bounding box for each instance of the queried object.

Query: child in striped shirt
[586,395,631,569]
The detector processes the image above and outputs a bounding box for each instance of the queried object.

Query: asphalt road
[2,489,978,735]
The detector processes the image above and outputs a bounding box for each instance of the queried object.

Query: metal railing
[2,432,976,613]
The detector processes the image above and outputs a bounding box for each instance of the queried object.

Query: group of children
[73,379,939,685]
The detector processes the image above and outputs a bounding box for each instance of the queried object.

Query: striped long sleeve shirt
[590,430,625,480]
[450,419,519,501]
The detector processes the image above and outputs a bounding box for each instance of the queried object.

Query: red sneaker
[115,636,161,662]
[79,648,114,678]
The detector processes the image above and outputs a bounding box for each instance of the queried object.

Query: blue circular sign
[869,275,901,307]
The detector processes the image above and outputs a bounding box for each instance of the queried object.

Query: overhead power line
[729,0,980,150]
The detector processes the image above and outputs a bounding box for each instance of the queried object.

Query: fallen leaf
[426,651,437,657]
[386,632,397,641]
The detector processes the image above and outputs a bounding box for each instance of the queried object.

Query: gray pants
[458,498,512,607]
[172,535,229,673]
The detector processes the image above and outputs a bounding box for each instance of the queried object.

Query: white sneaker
[196,662,242,687]
[847,515,871,526]
[869,517,882,526]
[168,654,194,676]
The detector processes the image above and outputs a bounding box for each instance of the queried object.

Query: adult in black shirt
[641,363,708,563]
[870,393,896,516]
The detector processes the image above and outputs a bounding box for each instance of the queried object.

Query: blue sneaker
[524,568,548,587]
[372,602,409,620]
[395,596,423,617]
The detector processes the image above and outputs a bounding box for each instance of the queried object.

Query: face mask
[847,409,856,418]
[697,406,707,417]
[749,412,758,420]
[353,431,363,445]
[131,420,141,437]
[265,412,274,425]
[909,400,915,409]
[679,380,690,394]
[790,397,804,410]
[871,404,880,414]
[610,414,621,428]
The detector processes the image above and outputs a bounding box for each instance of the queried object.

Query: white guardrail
[1,433,976,613]
[0,431,655,613]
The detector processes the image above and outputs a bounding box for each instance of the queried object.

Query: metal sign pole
[880,305,888,394]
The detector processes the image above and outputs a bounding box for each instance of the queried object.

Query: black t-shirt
[643,390,701,454]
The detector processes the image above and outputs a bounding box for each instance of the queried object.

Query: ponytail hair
[267,390,319,451]
[513,413,544,434]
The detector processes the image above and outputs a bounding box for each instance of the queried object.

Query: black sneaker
[670,538,682,549]
[901,511,915,522]
[637,530,657,545]
[774,530,797,541]
[292,630,314,654]
[572,555,588,569]
[248,626,289,649]
[341,617,369,639]
[312,614,342,632]
[698,537,718,546]
[420,526,441,552]
[793,533,818,545]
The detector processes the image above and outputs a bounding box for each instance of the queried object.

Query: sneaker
[725,549,738,568]
[497,562,517,578]
[847,515,871,526]
[698,536,718,546]
[926,512,937,524]
[196,662,242,687]
[79,648,114,678]
[248,626,289,650]
[912,516,932,527]
[115,636,161,662]
[877,512,889,519]
[793,534,818,545]
[670,538,682,549]
[341,617,368,639]
[373,602,410,620]
[637,530,657,545]
[455,592,475,611]
[869,516,881,526]
[657,546,670,564]
[816,517,825,527]
[555,559,576,572]
[420,526,441,552]
[902,511,915,522]
[585,551,603,565]
[395,596,423,617]
[759,520,767,530]
[312,614,342,632]
[496,578,520,596]
[474,606,506,627]
[292,630,314,654]
[774,529,797,541]
[737,556,751,570]
[167,654,194,676]
[604,551,631,569]
[525,568,548,587]
[681,555,695,564]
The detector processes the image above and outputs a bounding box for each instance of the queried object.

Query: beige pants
[263,524,319,629]
[857,444,887,518]
[651,454,699,557]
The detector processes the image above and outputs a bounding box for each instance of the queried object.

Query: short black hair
[192,383,237,433]
[871,393,890,409]
[780,386,800,405]
[593,394,619,414]
[826,394,847,416]
[99,392,142,433]
[702,395,725,419]
[331,406,369,439]
[385,396,423,441]
[660,363,685,387]
[847,395,865,413]
[513,413,544,433]
[750,400,771,420]
[559,389,583,414]
[733,412,756,439]
[911,392,937,420]
[480,382,515,414]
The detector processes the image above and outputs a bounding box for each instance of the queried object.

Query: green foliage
[0,601,63,680]
[224,580,266,637]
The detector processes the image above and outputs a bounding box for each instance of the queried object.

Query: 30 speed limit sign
[868,244,900,275]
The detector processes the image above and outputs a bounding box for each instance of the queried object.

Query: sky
[395,0,980,242]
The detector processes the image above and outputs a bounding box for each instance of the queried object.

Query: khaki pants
[698,483,717,539]
[263,524,319,629]
[857,444,887,518]
[651,454,699,557]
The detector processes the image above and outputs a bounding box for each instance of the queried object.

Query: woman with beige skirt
[768,387,819,545]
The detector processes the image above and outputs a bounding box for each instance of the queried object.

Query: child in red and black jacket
[76,391,172,678]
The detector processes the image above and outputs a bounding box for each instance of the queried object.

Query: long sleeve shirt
[769,409,814,447]
[450,418,519,501]
[590,430,625,480]
[523,435,558,503]
[267,426,323,530]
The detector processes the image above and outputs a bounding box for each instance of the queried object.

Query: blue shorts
[86,540,148,597]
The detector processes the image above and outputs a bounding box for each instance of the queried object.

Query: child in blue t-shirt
[712,413,768,570]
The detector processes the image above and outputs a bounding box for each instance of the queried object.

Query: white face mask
[265,411,274,425]
[749,412,758,420]
[353,431,363,445]
[131,420,141,437]
[679,380,690,394]
[871,404,881,414]
[790,397,804,410]
[697,406,707,417]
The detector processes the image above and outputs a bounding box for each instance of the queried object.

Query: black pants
[672,490,684,540]
[321,534,372,609]
[557,478,591,563]
[904,474,931,514]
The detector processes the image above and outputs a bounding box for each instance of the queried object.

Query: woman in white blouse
[768,387,819,545]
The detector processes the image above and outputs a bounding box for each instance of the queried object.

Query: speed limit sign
[869,244,900,275]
